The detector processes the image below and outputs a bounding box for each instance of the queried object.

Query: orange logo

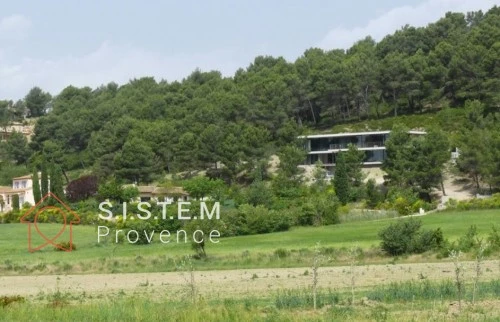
[20,192,80,252]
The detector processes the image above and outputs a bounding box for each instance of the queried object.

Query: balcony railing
[328,141,384,150]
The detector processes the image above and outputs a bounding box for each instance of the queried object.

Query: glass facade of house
[305,150,386,165]
[302,132,392,166]
[308,134,387,152]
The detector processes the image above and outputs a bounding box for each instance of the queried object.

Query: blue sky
[0,0,498,99]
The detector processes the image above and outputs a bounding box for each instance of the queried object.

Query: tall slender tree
[12,194,20,211]
[334,153,350,205]
[32,169,41,204]
[49,164,65,201]
[40,161,49,197]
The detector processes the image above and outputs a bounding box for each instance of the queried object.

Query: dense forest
[0,7,499,186]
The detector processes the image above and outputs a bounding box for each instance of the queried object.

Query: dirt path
[1,260,498,299]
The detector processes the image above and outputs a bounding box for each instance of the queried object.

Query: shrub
[54,241,76,251]
[122,186,139,201]
[365,179,383,208]
[411,199,434,213]
[379,219,443,256]
[299,195,340,226]
[296,204,315,226]
[386,187,419,215]
[488,225,500,251]
[445,194,500,211]
[274,248,290,258]
[1,210,21,223]
[66,175,98,202]
[379,219,421,255]
[123,220,155,245]
[457,225,480,252]
[411,228,444,253]
[98,179,125,202]
[222,209,250,236]
[393,197,412,216]
[243,181,273,208]
[0,296,25,307]
[239,204,292,235]
[348,185,366,202]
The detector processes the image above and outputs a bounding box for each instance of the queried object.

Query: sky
[0,0,498,100]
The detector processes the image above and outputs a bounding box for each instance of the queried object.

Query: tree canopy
[0,7,497,189]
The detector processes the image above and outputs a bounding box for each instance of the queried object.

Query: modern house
[299,130,426,170]
[0,173,45,212]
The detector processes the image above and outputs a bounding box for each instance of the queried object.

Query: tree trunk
[364,85,370,118]
[308,100,316,124]
[393,89,398,117]
[62,169,70,185]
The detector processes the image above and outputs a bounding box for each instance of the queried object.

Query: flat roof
[298,130,426,139]
[308,146,386,154]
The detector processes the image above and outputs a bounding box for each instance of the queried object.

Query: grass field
[0,209,498,275]
[1,278,500,321]
[1,209,500,321]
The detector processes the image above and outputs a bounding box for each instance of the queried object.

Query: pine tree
[32,169,41,204]
[334,153,350,205]
[365,179,381,208]
[344,144,365,186]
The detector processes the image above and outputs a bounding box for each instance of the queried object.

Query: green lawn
[0,209,498,274]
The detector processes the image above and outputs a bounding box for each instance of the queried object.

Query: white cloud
[319,0,500,50]
[0,14,31,41]
[0,41,248,100]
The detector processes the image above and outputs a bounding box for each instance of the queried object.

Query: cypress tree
[32,169,41,204]
[333,153,350,205]
[12,194,20,211]
[40,162,49,197]
[49,164,65,201]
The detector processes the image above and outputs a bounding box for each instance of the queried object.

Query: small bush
[393,197,412,216]
[385,187,420,216]
[296,205,315,226]
[379,219,444,256]
[0,295,25,307]
[66,175,98,202]
[488,225,500,251]
[1,210,21,223]
[365,179,383,208]
[456,225,480,252]
[274,248,290,259]
[54,241,76,251]
[445,194,500,211]
[299,195,340,226]
[241,204,292,234]
[123,220,155,245]
[411,228,444,253]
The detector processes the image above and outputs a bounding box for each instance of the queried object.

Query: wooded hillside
[0,7,499,184]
